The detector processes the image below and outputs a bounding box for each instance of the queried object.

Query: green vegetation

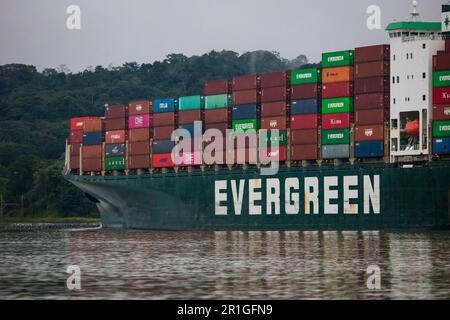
[0,50,316,218]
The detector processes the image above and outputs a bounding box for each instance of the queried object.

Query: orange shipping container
[322,67,354,84]
[82,145,102,158]
[83,118,103,133]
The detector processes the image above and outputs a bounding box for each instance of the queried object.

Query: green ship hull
[65,162,450,230]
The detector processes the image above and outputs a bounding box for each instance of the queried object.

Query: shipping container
[232,119,260,133]
[354,77,389,95]
[70,130,83,144]
[322,129,350,145]
[128,154,151,169]
[204,79,230,95]
[82,132,102,146]
[355,141,384,158]
[322,97,354,114]
[355,93,389,110]
[83,118,103,133]
[232,104,258,120]
[322,82,354,98]
[261,116,287,130]
[355,61,390,79]
[291,99,318,115]
[70,143,81,156]
[153,125,175,140]
[261,86,287,103]
[322,144,350,159]
[129,114,152,129]
[260,146,287,162]
[232,75,258,91]
[82,145,102,158]
[70,117,98,131]
[153,98,177,113]
[153,112,175,127]
[204,122,229,137]
[178,123,203,138]
[291,68,321,85]
[105,143,125,157]
[433,137,450,154]
[104,118,126,131]
[205,94,232,109]
[70,156,80,169]
[204,108,231,124]
[128,100,152,115]
[433,120,450,137]
[152,140,176,154]
[260,71,289,88]
[178,110,202,124]
[233,89,258,105]
[433,87,450,105]
[105,104,127,119]
[432,104,450,120]
[355,44,390,63]
[433,54,450,71]
[355,124,384,141]
[290,129,318,145]
[290,144,317,160]
[322,113,351,130]
[259,130,287,147]
[178,95,204,111]
[129,128,150,142]
[202,148,226,165]
[105,130,126,144]
[233,148,258,164]
[152,153,174,168]
[261,101,287,117]
[290,114,319,130]
[291,83,320,100]
[82,158,102,171]
[105,156,125,170]
[433,70,450,87]
[129,141,151,155]
[355,109,387,126]
[322,66,354,84]
[446,39,450,53]
[322,50,354,68]
[175,152,202,166]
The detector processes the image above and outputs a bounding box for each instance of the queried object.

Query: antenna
[410,1,420,22]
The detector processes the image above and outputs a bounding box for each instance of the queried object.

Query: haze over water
[0,229,449,299]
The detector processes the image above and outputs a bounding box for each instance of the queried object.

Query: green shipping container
[105,156,125,170]
[433,120,450,137]
[291,68,321,85]
[322,97,354,114]
[232,119,260,133]
[433,71,450,87]
[178,95,204,111]
[260,130,287,147]
[322,129,350,145]
[322,50,354,68]
[205,94,232,109]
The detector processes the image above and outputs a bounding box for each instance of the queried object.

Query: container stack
[432,44,450,155]
[152,98,177,168]
[289,68,322,161]
[231,75,260,163]
[103,104,127,172]
[69,117,97,171]
[354,45,390,158]
[204,80,232,165]
[321,50,355,159]
[128,100,153,170]
[82,117,103,172]
[259,71,290,162]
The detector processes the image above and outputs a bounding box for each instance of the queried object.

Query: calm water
[0,229,450,299]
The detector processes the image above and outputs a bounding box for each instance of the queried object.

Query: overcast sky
[0,0,445,72]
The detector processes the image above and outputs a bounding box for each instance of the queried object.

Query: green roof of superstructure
[385,21,441,31]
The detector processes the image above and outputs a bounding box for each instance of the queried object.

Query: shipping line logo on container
[328,102,345,109]
[296,72,313,80]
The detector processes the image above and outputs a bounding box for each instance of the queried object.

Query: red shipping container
[82,158,102,171]
[433,54,450,71]
[355,124,384,141]
[355,93,389,110]
[82,145,102,158]
[261,86,287,103]
[355,44,390,63]
[322,82,354,98]
[355,109,387,125]
[129,141,151,155]
[290,129,317,145]
[261,116,287,130]
[202,148,226,165]
[446,39,450,53]
[433,87,450,105]
[260,146,287,162]
[291,114,318,130]
[355,61,389,79]
[322,113,351,129]
[153,125,175,140]
[232,75,258,91]
[70,143,81,156]
[261,101,287,117]
[152,153,174,168]
[129,128,150,142]
[83,118,103,133]
[128,155,151,169]
[104,118,126,131]
[354,77,388,95]
[70,156,80,169]
[291,83,320,100]
[204,108,231,124]
[70,130,83,143]
[204,79,230,95]
[128,100,152,115]
[70,117,98,131]
[178,110,202,125]
[153,112,175,126]
[432,105,450,121]
[233,89,258,105]
[204,122,229,139]
[105,104,127,119]
[105,130,126,144]
[233,148,258,164]
[290,144,317,160]
[260,71,288,88]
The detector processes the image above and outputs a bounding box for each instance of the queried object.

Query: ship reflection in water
[0,229,449,299]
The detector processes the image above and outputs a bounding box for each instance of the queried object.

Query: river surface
[0,229,449,299]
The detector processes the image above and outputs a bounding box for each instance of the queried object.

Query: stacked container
[354,44,390,158]
[104,104,127,171]
[259,71,290,161]
[82,117,103,172]
[290,68,322,160]
[152,98,177,168]
[432,43,450,155]
[321,50,355,159]
[69,117,97,170]
[128,100,153,170]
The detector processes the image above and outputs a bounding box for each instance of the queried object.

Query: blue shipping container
[105,143,125,157]
[152,140,176,154]
[153,98,177,113]
[322,144,350,159]
[433,137,450,154]
[355,140,384,158]
[178,123,203,138]
[83,132,102,145]
[291,99,318,115]
[232,104,258,119]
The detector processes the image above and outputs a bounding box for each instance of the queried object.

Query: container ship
[64,3,450,230]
